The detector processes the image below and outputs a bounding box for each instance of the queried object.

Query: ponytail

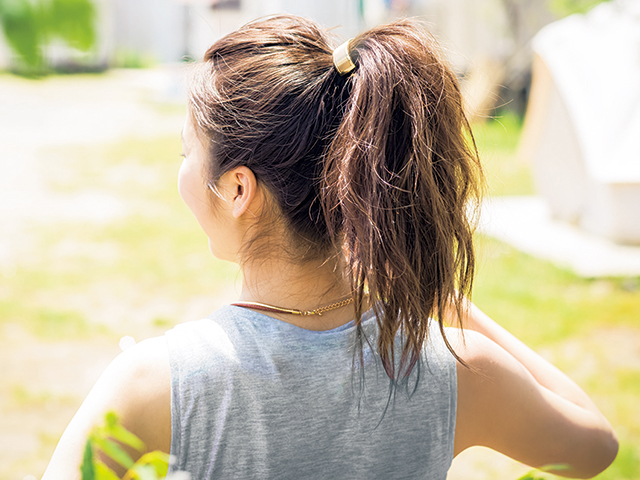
[322,19,483,380]
[187,15,482,383]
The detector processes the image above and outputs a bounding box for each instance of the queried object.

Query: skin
[42,114,618,479]
[449,305,618,478]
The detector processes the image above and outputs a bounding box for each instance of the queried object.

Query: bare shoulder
[444,327,491,361]
[449,328,617,477]
[42,336,172,480]
[449,328,548,455]
[109,336,171,388]
[104,336,172,452]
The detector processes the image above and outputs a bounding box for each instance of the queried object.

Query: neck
[237,254,358,330]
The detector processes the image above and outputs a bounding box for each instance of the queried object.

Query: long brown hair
[188,15,482,381]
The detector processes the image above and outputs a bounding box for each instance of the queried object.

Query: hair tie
[333,39,356,75]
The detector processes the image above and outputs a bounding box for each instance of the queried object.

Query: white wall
[110,0,187,63]
[184,0,362,61]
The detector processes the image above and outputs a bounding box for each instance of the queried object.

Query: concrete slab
[479,196,640,277]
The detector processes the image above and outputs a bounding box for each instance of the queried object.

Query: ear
[227,166,260,218]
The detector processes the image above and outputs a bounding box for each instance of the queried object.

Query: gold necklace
[231,297,354,316]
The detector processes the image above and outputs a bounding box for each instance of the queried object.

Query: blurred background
[1,0,639,479]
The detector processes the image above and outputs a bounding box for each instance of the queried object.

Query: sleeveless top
[165,305,457,479]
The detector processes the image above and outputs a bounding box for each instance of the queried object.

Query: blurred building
[0,0,362,70]
[0,0,552,73]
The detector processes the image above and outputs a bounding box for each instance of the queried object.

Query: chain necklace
[231,297,354,316]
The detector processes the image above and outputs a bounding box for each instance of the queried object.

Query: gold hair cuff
[333,39,356,75]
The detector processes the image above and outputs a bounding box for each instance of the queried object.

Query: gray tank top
[165,305,457,479]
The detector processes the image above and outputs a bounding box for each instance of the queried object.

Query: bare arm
[41,336,171,480]
[448,302,618,478]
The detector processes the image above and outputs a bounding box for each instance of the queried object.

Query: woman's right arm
[449,302,618,479]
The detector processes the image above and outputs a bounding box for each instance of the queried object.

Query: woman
[43,15,617,479]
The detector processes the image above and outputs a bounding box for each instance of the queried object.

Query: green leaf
[105,411,119,429]
[515,463,572,480]
[92,436,135,470]
[0,0,43,68]
[80,439,95,480]
[538,463,571,472]
[122,451,171,480]
[48,0,96,50]
[137,451,170,476]
[130,464,160,480]
[98,411,145,452]
[515,473,543,480]
[107,423,146,452]
[94,461,122,480]
[0,0,97,72]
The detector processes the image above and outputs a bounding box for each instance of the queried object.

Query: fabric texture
[165,305,457,479]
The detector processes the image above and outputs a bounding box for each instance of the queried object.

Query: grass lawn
[1,108,638,478]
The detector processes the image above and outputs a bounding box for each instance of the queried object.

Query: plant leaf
[515,463,572,480]
[122,451,171,480]
[80,439,95,480]
[108,423,146,452]
[92,436,135,470]
[137,451,170,476]
[105,411,119,429]
[94,461,122,480]
[130,464,159,480]
[0,0,42,68]
[100,411,145,452]
[539,463,571,472]
[515,473,541,480]
[48,0,96,51]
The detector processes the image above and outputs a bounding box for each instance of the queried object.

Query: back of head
[188,14,483,381]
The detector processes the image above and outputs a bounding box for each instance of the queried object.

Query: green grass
[10,384,78,410]
[0,292,99,340]
[473,113,535,197]
[1,134,239,341]
[474,236,640,344]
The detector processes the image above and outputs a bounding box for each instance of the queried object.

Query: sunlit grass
[0,293,100,340]
[473,113,535,197]
[474,236,640,343]
[1,134,239,342]
[10,384,78,410]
